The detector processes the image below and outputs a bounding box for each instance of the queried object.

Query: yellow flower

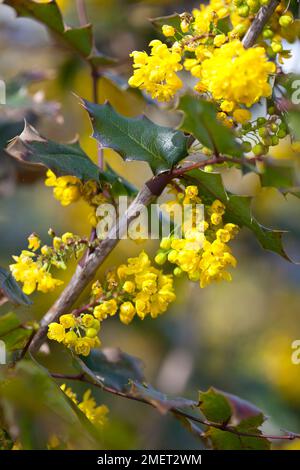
[59,314,76,329]
[61,232,74,244]
[233,108,252,124]
[74,338,91,356]
[220,100,235,113]
[81,314,95,328]
[122,280,135,294]
[63,330,78,346]
[93,299,118,320]
[213,34,227,47]
[78,390,109,427]
[162,25,175,37]
[119,301,136,325]
[128,40,183,101]
[45,170,82,206]
[48,323,65,343]
[28,233,40,251]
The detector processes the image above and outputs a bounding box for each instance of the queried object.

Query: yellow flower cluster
[45,170,108,227]
[10,250,63,295]
[10,231,86,295]
[116,251,176,321]
[128,0,292,126]
[61,384,109,427]
[155,186,239,288]
[45,170,81,206]
[48,313,101,356]
[128,40,183,101]
[198,40,276,108]
[48,252,176,354]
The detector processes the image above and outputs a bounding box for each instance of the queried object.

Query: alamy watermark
[291,80,300,105]
[95,197,204,248]
[291,340,300,365]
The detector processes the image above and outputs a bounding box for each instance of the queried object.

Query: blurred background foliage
[0,0,300,449]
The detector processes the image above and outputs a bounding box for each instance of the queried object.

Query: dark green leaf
[75,348,196,414]
[0,266,31,306]
[4,0,117,68]
[199,388,232,424]
[83,100,189,174]
[6,122,101,182]
[76,347,145,393]
[179,95,243,158]
[186,169,291,260]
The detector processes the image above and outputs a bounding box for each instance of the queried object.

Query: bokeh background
[1,0,300,449]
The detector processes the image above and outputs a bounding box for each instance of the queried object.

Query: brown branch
[242,0,281,49]
[51,372,300,442]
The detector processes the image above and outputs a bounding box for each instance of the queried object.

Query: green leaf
[83,101,189,174]
[0,312,33,353]
[75,348,196,414]
[179,95,243,158]
[208,414,270,450]
[0,266,31,306]
[199,388,232,424]
[4,0,117,68]
[76,347,145,393]
[6,122,101,182]
[186,169,291,261]
[199,388,270,450]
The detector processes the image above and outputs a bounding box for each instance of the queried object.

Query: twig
[76,0,89,26]
[51,372,300,442]
[242,0,281,49]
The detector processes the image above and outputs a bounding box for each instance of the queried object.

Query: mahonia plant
[2,0,300,451]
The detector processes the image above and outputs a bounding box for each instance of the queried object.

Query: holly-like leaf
[4,0,117,68]
[6,122,101,182]
[83,100,189,174]
[0,266,31,306]
[76,347,145,393]
[186,169,291,260]
[179,95,243,158]
[199,388,232,424]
